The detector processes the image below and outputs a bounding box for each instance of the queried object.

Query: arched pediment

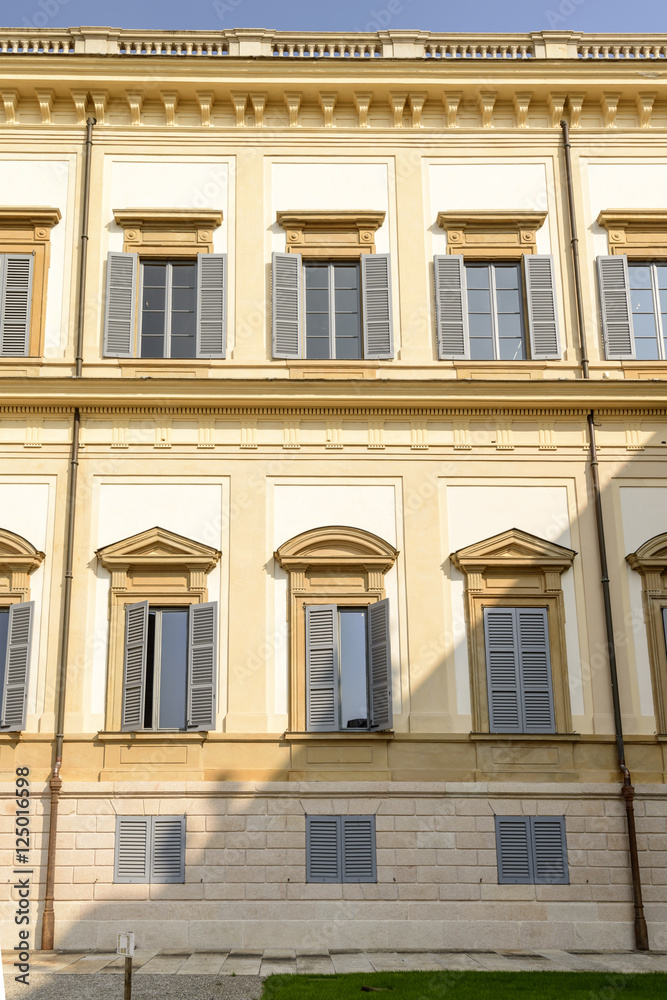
[627,532,667,573]
[0,527,45,570]
[97,526,220,573]
[275,525,398,573]
[451,527,576,577]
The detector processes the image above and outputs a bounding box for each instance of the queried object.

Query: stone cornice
[113,208,223,230]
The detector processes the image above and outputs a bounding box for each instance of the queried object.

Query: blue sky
[5,0,667,34]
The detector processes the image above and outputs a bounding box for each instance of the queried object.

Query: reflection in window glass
[145,608,188,730]
[465,263,526,361]
[141,262,196,359]
[305,262,361,360]
[339,609,368,729]
[629,262,667,361]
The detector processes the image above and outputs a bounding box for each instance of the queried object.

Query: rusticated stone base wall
[1,781,665,953]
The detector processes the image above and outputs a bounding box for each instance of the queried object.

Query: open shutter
[306,815,341,883]
[1,602,34,731]
[272,251,301,358]
[362,253,393,359]
[367,598,392,731]
[342,816,376,883]
[524,255,561,359]
[187,601,217,730]
[531,816,569,884]
[115,816,150,884]
[121,601,148,732]
[484,608,522,733]
[496,816,533,884]
[103,251,137,357]
[196,253,226,358]
[0,254,33,357]
[434,255,469,359]
[306,605,338,731]
[597,255,635,359]
[150,816,185,884]
[517,608,555,733]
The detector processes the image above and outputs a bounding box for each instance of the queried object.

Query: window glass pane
[498,338,525,361]
[169,264,196,359]
[305,265,328,288]
[656,265,667,288]
[334,264,360,360]
[658,289,667,313]
[306,289,329,312]
[632,312,658,339]
[630,289,656,314]
[305,313,329,338]
[335,337,362,360]
[634,336,660,361]
[465,266,490,290]
[0,610,9,719]
[172,263,196,287]
[334,265,359,289]
[470,337,494,361]
[170,334,197,359]
[158,610,188,730]
[172,287,195,312]
[335,289,360,313]
[305,337,330,360]
[141,262,167,359]
[496,289,522,313]
[339,609,368,729]
[497,313,523,339]
[467,289,492,313]
[628,264,652,288]
[494,266,520,289]
[145,612,156,729]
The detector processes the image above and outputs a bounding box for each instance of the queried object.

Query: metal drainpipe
[560,121,649,951]
[41,117,94,951]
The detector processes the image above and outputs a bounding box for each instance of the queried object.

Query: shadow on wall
[9,424,667,958]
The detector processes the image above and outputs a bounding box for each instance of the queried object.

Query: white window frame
[302,259,363,361]
[138,259,197,360]
[465,260,527,361]
[628,260,667,361]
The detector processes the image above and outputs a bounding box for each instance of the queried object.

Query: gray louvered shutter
[362,253,393,359]
[342,815,376,883]
[367,598,392,731]
[114,816,150,883]
[434,255,469,359]
[272,252,301,358]
[524,255,561,359]
[196,253,226,358]
[121,601,148,731]
[103,252,137,357]
[496,816,533,884]
[597,255,635,359]
[0,254,33,357]
[484,608,521,733]
[150,816,185,883]
[306,815,341,883]
[517,608,555,733]
[0,602,34,731]
[187,601,217,730]
[531,816,569,884]
[306,605,338,732]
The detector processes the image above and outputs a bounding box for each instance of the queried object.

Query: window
[103,253,226,360]
[434,254,561,361]
[140,261,197,359]
[96,526,221,734]
[627,532,667,733]
[122,600,217,732]
[272,252,393,361]
[628,262,667,360]
[114,815,185,884]
[304,262,362,360]
[0,527,42,733]
[306,815,376,883]
[466,262,526,361]
[306,601,391,733]
[495,815,569,885]
[0,208,61,358]
[274,526,398,734]
[484,607,554,734]
[451,528,576,735]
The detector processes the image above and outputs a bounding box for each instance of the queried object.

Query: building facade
[0,26,666,953]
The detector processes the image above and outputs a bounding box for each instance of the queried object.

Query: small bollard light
[117,932,135,1000]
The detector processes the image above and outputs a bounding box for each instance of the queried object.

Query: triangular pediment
[451,527,576,573]
[276,525,398,568]
[0,527,44,569]
[97,526,221,570]
[627,531,667,571]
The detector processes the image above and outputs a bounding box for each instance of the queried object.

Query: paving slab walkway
[3,948,667,999]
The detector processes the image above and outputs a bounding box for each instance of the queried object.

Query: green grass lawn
[262,970,667,1000]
